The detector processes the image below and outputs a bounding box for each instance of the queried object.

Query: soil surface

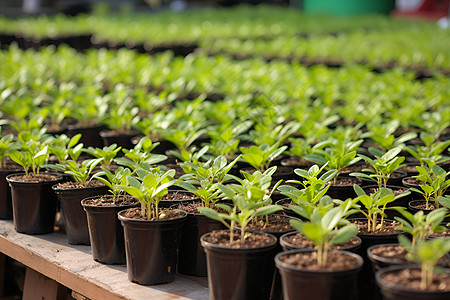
[280,250,361,271]
[122,207,185,221]
[8,173,60,183]
[403,177,423,186]
[364,186,409,196]
[162,191,198,202]
[83,195,139,207]
[283,232,360,250]
[340,164,372,174]
[54,180,105,189]
[203,230,276,249]
[380,268,450,291]
[352,219,401,235]
[399,165,419,174]
[370,244,409,263]
[327,177,359,187]
[410,201,436,210]
[243,214,294,232]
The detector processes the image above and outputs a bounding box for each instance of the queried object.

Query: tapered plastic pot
[200,231,278,300]
[118,209,187,285]
[0,168,20,219]
[81,196,139,264]
[67,123,105,148]
[353,218,403,300]
[375,265,450,300]
[53,184,109,245]
[326,177,360,200]
[99,130,140,149]
[177,213,225,276]
[7,173,62,234]
[275,249,363,300]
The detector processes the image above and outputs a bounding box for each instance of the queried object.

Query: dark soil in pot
[177,202,226,277]
[326,176,361,200]
[399,164,420,177]
[118,208,187,285]
[201,230,278,300]
[362,185,411,219]
[280,231,362,253]
[7,173,63,234]
[53,181,109,245]
[239,166,294,182]
[376,266,450,300]
[402,177,424,199]
[275,249,363,300]
[408,199,450,222]
[81,195,139,264]
[281,157,315,170]
[159,190,199,208]
[99,129,140,150]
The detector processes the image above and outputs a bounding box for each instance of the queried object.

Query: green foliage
[47,134,83,165]
[84,144,122,169]
[411,164,450,209]
[198,166,282,244]
[0,132,14,168]
[406,132,450,167]
[353,184,410,233]
[240,142,287,172]
[115,137,166,170]
[178,154,241,208]
[63,158,103,186]
[305,138,363,182]
[394,207,448,248]
[122,168,178,220]
[364,119,417,151]
[160,120,206,152]
[92,166,133,204]
[207,120,252,158]
[290,204,358,266]
[350,147,405,189]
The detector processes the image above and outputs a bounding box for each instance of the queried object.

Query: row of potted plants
[0,126,448,299]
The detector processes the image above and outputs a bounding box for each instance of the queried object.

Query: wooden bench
[0,220,209,300]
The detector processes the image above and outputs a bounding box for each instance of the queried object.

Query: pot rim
[280,231,362,251]
[81,194,139,208]
[375,265,450,294]
[367,243,407,265]
[349,217,402,237]
[6,172,63,184]
[117,207,187,224]
[275,248,364,275]
[200,230,278,252]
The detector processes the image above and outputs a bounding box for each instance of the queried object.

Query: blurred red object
[391,0,449,20]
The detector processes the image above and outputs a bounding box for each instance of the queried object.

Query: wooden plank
[23,267,59,300]
[0,220,208,300]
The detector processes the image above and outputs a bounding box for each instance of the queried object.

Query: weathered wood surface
[0,220,209,300]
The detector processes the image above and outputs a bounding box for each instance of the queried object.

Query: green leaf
[331,224,357,245]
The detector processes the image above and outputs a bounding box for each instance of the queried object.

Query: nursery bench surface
[0,220,209,300]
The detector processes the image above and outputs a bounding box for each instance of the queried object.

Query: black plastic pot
[81,195,139,264]
[118,208,187,285]
[0,168,19,219]
[66,123,106,148]
[6,173,62,234]
[201,231,278,300]
[275,249,363,300]
[53,184,109,245]
[280,231,362,253]
[177,213,225,276]
[353,218,403,300]
[99,130,140,150]
[326,177,361,200]
[375,265,450,300]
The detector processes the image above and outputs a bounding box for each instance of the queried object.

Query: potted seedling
[118,167,187,285]
[7,130,63,234]
[84,144,122,171]
[51,157,106,244]
[114,136,167,171]
[275,205,363,300]
[305,137,363,199]
[350,146,407,189]
[206,120,252,160]
[368,207,448,276]
[198,166,283,300]
[405,132,450,168]
[239,142,290,181]
[82,166,139,264]
[175,154,240,276]
[408,164,450,211]
[375,238,450,300]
